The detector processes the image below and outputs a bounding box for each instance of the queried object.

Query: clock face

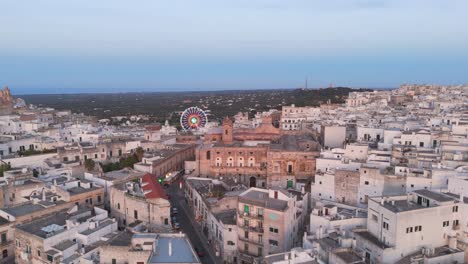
[180,107,208,131]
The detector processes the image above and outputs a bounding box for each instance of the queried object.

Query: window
[453,220,459,226]
[258,247,263,256]
[406,227,413,233]
[37,250,41,257]
[98,196,102,203]
[257,208,263,218]
[415,226,422,232]
[371,214,378,222]
[269,239,279,246]
[443,221,450,227]
[112,259,116,264]
[134,210,138,219]
[269,227,279,233]
[453,206,458,212]
[117,203,120,210]
[227,241,235,246]
[365,181,369,185]
[419,142,424,147]
[244,231,249,239]
[164,218,169,225]
[243,205,249,213]
[2,249,7,258]
[383,222,389,230]
[206,151,211,160]
[1,233,6,243]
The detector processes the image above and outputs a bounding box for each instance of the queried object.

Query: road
[167,182,221,264]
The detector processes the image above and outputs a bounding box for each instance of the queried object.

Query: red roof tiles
[141,173,168,200]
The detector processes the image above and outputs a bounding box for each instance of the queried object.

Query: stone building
[133,144,196,176]
[110,173,171,231]
[197,117,320,188]
[0,217,14,263]
[99,232,201,264]
[0,87,13,115]
[236,188,304,264]
[354,190,465,264]
[14,206,117,264]
[53,178,105,207]
[0,168,45,208]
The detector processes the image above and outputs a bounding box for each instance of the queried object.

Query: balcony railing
[0,240,13,248]
[238,224,264,233]
[238,211,264,220]
[238,235,264,246]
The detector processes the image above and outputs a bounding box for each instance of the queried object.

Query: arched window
[248,157,255,167]
[238,157,244,167]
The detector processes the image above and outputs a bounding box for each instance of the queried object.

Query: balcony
[238,211,264,220]
[238,235,264,246]
[238,224,264,233]
[453,224,460,231]
[0,240,13,249]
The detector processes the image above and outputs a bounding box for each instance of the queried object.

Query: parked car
[171,207,178,215]
[172,222,181,230]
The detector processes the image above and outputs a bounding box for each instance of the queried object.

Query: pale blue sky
[1,0,467,94]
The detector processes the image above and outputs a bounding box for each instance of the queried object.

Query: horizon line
[13,86,394,96]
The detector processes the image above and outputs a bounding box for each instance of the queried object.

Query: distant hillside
[21,87,372,123]
[287,87,372,107]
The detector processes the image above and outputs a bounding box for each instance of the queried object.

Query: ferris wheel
[180,107,208,131]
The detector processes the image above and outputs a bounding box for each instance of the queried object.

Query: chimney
[168,239,172,256]
[391,200,395,206]
[42,189,46,201]
[53,179,57,186]
[380,199,384,205]
[460,193,464,203]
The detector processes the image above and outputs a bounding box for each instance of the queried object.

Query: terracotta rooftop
[141,173,168,200]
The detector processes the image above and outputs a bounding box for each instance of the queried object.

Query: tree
[135,147,144,162]
[84,159,96,172]
[0,163,11,177]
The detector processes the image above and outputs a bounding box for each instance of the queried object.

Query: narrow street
[167,182,221,264]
